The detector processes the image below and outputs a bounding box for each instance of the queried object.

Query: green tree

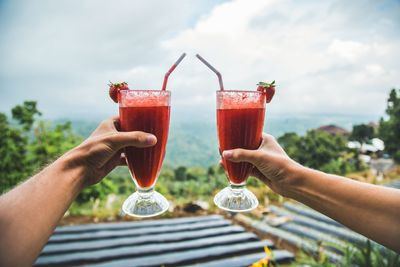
[0,101,81,193]
[0,113,29,193]
[76,179,117,203]
[28,121,81,169]
[350,124,375,142]
[278,130,356,175]
[12,101,42,131]
[379,88,400,162]
[296,130,346,170]
[278,132,300,158]
[174,166,187,181]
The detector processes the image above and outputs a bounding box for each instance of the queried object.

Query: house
[360,138,385,154]
[368,121,379,130]
[317,124,349,136]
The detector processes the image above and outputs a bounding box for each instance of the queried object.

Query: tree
[350,124,375,142]
[12,101,42,131]
[0,101,81,193]
[379,88,400,162]
[278,132,300,158]
[0,113,29,193]
[296,130,346,169]
[174,166,187,181]
[28,121,81,169]
[278,130,356,175]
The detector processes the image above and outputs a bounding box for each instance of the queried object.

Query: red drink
[119,90,170,189]
[217,91,266,185]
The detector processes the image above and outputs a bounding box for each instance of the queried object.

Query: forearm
[0,153,85,266]
[287,166,400,252]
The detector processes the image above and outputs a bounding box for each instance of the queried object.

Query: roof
[35,215,294,266]
[317,124,349,135]
[368,122,379,129]
[236,201,387,263]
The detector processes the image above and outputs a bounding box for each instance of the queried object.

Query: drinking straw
[195,54,224,91]
[162,53,186,91]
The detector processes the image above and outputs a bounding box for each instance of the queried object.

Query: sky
[0,0,399,121]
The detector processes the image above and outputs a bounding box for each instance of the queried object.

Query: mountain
[58,113,378,168]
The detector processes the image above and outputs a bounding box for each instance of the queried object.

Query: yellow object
[249,245,272,267]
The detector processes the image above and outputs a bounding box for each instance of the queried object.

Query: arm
[0,117,157,267]
[223,133,400,253]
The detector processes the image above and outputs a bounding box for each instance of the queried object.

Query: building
[317,124,349,136]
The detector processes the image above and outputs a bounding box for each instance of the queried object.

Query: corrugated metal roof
[35,215,294,267]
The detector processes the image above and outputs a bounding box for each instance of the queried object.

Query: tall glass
[119,90,171,217]
[214,90,266,212]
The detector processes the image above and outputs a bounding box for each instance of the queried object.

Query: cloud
[328,39,370,62]
[163,0,400,117]
[0,0,399,120]
[0,0,226,118]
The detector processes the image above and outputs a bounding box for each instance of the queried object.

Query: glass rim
[120,89,171,93]
[216,90,263,94]
[119,89,171,107]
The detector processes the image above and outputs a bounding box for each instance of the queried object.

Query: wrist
[280,160,310,199]
[54,149,87,193]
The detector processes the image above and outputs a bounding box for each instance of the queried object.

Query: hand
[222,133,301,197]
[62,116,157,186]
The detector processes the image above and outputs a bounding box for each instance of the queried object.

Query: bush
[76,179,117,203]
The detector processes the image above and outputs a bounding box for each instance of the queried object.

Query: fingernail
[146,135,157,145]
[223,150,233,159]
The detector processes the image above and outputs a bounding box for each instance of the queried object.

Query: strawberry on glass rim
[109,82,130,103]
[256,80,275,103]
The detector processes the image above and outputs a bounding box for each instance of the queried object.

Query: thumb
[105,131,157,151]
[222,148,262,165]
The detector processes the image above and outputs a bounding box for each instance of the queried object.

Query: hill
[58,113,378,168]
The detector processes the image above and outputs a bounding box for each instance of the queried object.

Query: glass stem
[229,183,245,196]
[137,187,154,199]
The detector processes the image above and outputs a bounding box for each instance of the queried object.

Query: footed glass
[215,90,265,212]
[119,90,171,217]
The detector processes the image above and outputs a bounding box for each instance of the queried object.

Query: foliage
[156,164,227,202]
[0,101,81,194]
[0,113,29,192]
[277,132,301,157]
[350,124,375,142]
[11,101,42,131]
[76,179,118,203]
[278,130,361,175]
[28,121,81,169]
[165,121,219,167]
[379,88,400,163]
[292,240,400,267]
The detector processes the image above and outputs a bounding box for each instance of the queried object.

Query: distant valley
[59,113,379,168]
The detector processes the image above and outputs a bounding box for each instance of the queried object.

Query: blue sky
[0,0,399,120]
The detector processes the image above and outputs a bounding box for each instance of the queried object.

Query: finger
[219,159,225,169]
[90,116,119,137]
[222,148,261,164]
[261,133,287,154]
[114,118,121,131]
[105,131,157,151]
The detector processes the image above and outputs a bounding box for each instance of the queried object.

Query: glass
[119,90,171,217]
[215,90,266,212]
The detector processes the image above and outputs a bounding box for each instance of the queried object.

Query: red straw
[195,54,224,91]
[161,53,186,91]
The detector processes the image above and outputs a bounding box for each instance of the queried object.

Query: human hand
[222,133,301,197]
[62,116,157,186]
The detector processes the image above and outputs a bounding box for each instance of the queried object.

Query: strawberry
[257,80,275,103]
[109,82,129,103]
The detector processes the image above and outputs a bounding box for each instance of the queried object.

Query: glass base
[214,185,258,212]
[122,188,169,218]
